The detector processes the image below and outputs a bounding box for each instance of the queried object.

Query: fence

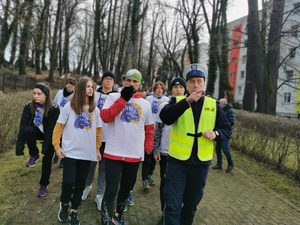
[0,73,76,91]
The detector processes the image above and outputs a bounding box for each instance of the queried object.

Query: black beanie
[101,71,115,81]
[170,77,186,91]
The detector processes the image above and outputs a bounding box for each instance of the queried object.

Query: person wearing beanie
[100,69,154,225]
[101,71,115,82]
[53,77,77,167]
[81,71,117,211]
[16,83,60,197]
[159,63,231,225]
[141,81,169,190]
[152,77,186,221]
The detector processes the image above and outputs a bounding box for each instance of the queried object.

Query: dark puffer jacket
[16,101,60,155]
[222,103,235,127]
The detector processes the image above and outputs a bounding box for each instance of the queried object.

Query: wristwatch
[214,131,219,139]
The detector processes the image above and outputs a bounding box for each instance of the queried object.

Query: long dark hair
[31,83,52,117]
[70,77,96,115]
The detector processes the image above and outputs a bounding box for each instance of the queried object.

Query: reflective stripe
[169,96,216,161]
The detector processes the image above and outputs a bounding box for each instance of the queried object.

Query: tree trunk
[263,0,285,114]
[18,0,34,75]
[243,0,265,111]
[48,0,63,81]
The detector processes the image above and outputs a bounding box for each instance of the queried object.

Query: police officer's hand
[121,86,134,102]
[186,91,202,103]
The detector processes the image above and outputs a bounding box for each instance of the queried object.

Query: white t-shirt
[95,92,109,142]
[156,102,172,155]
[102,93,153,160]
[54,89,74,112]
[146,95,169,125]
[57,102,102,161]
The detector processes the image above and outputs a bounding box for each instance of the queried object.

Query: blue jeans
[215,139,234,166]
[163,161,209,225]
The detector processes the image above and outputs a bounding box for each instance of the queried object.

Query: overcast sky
[227,0,262,22]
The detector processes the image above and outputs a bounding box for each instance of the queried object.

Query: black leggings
[60,157,91,210]
[23,125,54,186]
[101,159,139,224]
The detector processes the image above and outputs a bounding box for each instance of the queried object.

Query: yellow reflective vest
[169,96,217,161]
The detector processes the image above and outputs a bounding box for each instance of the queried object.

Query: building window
[238,86,242,94]
[241,71,245,78]
[289,48,296,58]
[242,55,247,63]
[283,93,291,103]
[235,27,241,32]
[230,72,235,77]
[286,70,293,79]
[232,57,237,62]
[291,25,298,37]
[233,41,239,47]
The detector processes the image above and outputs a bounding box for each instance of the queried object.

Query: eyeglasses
[103,77,114,81]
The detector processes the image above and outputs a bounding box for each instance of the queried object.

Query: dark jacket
[222,103,235,127]
[159,96,231,165]
[16,102,60,155]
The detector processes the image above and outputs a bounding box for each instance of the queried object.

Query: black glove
[121,86,134,102]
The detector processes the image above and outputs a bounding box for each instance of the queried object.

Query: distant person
[153,77,186,221]
[100,69,154,225]
[142,81,169,190]
[53,77,77,167]
[159,63,231,225]
[53,77,102,225]
[212,98,236,172]
[16,83,60,197]
[81,71,117,212]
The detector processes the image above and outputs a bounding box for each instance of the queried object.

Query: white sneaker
[81,185,92,200]
[95,195,103,211]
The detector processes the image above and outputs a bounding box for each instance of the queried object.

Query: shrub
[0,91,33,154]
[231,110,300,180]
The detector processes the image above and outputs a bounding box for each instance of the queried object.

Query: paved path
[5,159,300,225]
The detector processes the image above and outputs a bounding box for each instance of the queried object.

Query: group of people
[16,63,235,225]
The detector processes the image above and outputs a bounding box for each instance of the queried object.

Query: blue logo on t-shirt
[97,98,106,110]
[120,103,141,124]
[60,96,70,107]
[74,111,93,130]
[152,101,161,114]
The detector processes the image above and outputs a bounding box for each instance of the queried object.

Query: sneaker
[69,211,80,225]
[226,165,234,173]
[58,202,69,223]
[123,202,128,212]
[113,213,126,225]
[26,155,39,167]
[147,175,155,186]
[81,185,92,200]
[142,179,150,190]
[53,154,58,163]
[59,159,64,168]
[37,185,48,197]
[95,195,103,211]
[128,191,134,205]
[212,165,222,170]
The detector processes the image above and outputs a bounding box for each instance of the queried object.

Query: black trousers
[141,151,156,180]
[22,125,54,186]
[60,157,91,210]
[101,159,140,224]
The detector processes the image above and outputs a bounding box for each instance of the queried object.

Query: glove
[121,86,134,102]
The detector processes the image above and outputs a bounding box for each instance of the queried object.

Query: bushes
[0,91,33,154]
[231,110,300,180]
